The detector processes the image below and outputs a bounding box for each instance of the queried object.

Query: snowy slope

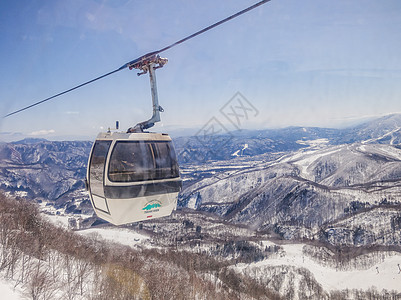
[176,143,401,253]
[0,279,23,300]
[78,228,149,248]
[236,242,401,295]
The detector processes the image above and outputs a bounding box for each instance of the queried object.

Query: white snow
[357,143,401,161]
[0,279,23,300]
[42,213,71,228]
[187,193,199,209]
[14,191,28,197]
[231,144,249,157]
[362,127,401,145]
[236,242,401,292]
[296,138,329,148]
[78,228,149,248]
[231,150,240,157]
[286,146,342,180]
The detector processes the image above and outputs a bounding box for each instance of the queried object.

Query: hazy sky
[1,0,401,141]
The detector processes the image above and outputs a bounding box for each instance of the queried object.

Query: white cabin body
[87,131,181,225]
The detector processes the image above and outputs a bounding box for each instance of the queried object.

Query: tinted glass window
[89,141,111,196]
[108,141,179,182]
[152,142,180,179]
[109,141,155,182]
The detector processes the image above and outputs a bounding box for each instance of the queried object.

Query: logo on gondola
[142,200,161,212]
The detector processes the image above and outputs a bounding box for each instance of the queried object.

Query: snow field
[236,242,401,292]
[0,279,23,300]
[78,228,149,248]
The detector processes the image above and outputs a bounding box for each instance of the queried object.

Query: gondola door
[88,140,112,215]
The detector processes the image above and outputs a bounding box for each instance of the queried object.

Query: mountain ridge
[1,113,401,245]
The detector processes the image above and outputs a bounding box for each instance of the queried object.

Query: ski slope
[236,243,401,292]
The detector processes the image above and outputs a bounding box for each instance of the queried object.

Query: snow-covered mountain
[341,113,401,144]
[179,143,401,245]
[1,115,401,299]
[175,113,401,162]
[1,114,401,244]
[0,139,92,213]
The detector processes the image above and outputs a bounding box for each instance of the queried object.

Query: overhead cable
[4,0,271,118]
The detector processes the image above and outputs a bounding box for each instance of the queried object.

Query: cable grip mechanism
[129,54,168,76]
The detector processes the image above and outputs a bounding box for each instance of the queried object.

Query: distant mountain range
[0,140,92,213]
[174,113,401,162]
[1,113,401,244]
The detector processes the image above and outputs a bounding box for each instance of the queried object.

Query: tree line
[0,193,281,300]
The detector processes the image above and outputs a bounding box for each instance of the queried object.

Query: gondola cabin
[87,131,182,225]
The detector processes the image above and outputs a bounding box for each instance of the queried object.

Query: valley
[1,114,401,299]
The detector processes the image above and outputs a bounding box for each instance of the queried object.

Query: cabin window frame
[88,140,112,212]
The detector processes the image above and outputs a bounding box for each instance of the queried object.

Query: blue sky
[1,0,401,141]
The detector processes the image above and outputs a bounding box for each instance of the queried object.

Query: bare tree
[24,260,57,300]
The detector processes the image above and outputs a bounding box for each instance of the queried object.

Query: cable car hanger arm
[127,55,167,133]
[3,0,271,119]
